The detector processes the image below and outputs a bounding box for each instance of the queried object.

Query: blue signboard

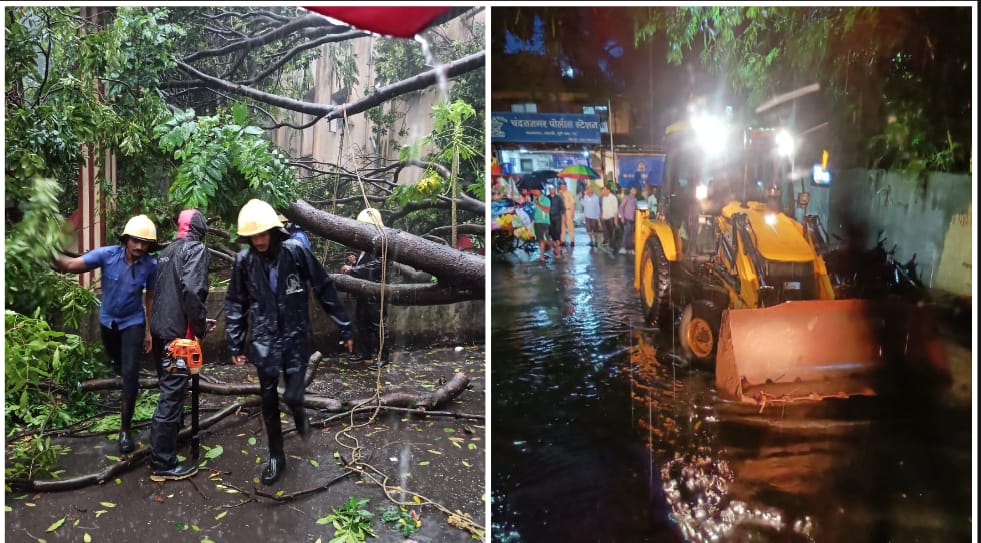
[618,155,665,188]
[491,112,602,144]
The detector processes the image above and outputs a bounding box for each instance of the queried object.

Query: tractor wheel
[640,236,671,328]
[679,300,722,365]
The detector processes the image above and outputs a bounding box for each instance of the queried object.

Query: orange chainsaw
[164,338,204,460]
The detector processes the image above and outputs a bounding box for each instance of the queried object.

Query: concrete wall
[805,169,973,297]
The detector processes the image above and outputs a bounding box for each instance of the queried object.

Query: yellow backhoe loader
[634,109,948,405]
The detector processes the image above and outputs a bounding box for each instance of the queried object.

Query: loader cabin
[654,114,832,308]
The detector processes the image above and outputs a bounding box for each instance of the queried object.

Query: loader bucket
[715,299,950,405]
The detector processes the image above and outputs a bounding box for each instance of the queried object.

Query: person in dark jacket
[278,213,311,250]
[225,199,354,486]
[547,184,565,257]
[148,209,211,481]
[54,214,158,455]
[340,208,389,369]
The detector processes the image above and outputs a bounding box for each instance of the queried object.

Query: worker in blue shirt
[55,215,158,455]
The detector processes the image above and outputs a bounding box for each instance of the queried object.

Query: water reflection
[492,239,971,543]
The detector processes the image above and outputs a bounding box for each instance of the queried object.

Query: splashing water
[414,34,449,102]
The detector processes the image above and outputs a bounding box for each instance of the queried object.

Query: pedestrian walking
[582,184,601,246]
[600,186,619,251]
[533,189,551,262]
[225,199,354,485]
[54,215,157,455]
[619,187,638,254]
[560,182,576,247]
[548,185,565,257]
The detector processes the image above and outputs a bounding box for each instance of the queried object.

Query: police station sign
[491,112,602,144]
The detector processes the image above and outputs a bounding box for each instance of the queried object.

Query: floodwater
[490,230,972,543]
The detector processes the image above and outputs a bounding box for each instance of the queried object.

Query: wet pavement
[5,344,485,543]
[491,226,973,543]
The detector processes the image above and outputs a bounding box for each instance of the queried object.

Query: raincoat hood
[177,209,207,242]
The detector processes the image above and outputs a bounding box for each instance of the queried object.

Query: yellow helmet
[121,214,157,242]
[237,199,284,237]
[356,208,384,228]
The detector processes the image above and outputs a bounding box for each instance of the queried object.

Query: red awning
[303,7,453,38]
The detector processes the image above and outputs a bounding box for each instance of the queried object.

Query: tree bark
[289,199,484,292]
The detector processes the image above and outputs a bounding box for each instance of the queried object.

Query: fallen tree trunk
[6,399,258,492]
[289,199,484,292]
[303,372,470,411]
[8,369,472,493]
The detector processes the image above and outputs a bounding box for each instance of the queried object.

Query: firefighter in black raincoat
[225,199,354,486]
[148,209,211,481]
[341,208,389,369]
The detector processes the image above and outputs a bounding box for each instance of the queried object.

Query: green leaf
[204,444,224,459]
[46,517,66,532]
[83,533,92,543]
[100,501,116,508]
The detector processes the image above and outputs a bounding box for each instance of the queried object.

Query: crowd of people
[53,200,390,486]
[493,173,661,261]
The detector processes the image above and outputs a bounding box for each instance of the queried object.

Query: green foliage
[5,310,108,432]
[316,497,377,543]
[634,6,971,172]
[379,506,419,537]
[390,99,483,209]
[867,101,966,173]
[88,392,158,436]
[5,7,176,215]
[5,434,71,481]
[329,40,360,94]
[154,104,299,220]
[4,178,100,325]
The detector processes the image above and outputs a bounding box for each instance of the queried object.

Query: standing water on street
[491,232,972,542]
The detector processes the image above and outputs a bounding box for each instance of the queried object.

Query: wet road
[490,228,972,543]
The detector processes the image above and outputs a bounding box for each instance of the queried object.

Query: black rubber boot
[260,414,286,485]
[291,405,311,441]
[260,380,286,485]
[119,394,136,454]
[151,462,198,482]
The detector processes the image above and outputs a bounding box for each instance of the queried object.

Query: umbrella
[557,164,602,180]
[518,170,558,192]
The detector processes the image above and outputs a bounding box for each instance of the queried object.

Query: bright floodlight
[776,130,795,157]
[764,212,778,226]
[691,114,727,155]
[695,184,709,200]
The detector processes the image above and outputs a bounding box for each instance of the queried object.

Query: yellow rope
[328,107,484,542]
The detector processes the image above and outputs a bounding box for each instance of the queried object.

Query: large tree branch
[385,194,485,223]
[290,199,483,291]
[182,14,345,62]
[332,274,479,305]
[174,51,483,119]
[324,51,484,121]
